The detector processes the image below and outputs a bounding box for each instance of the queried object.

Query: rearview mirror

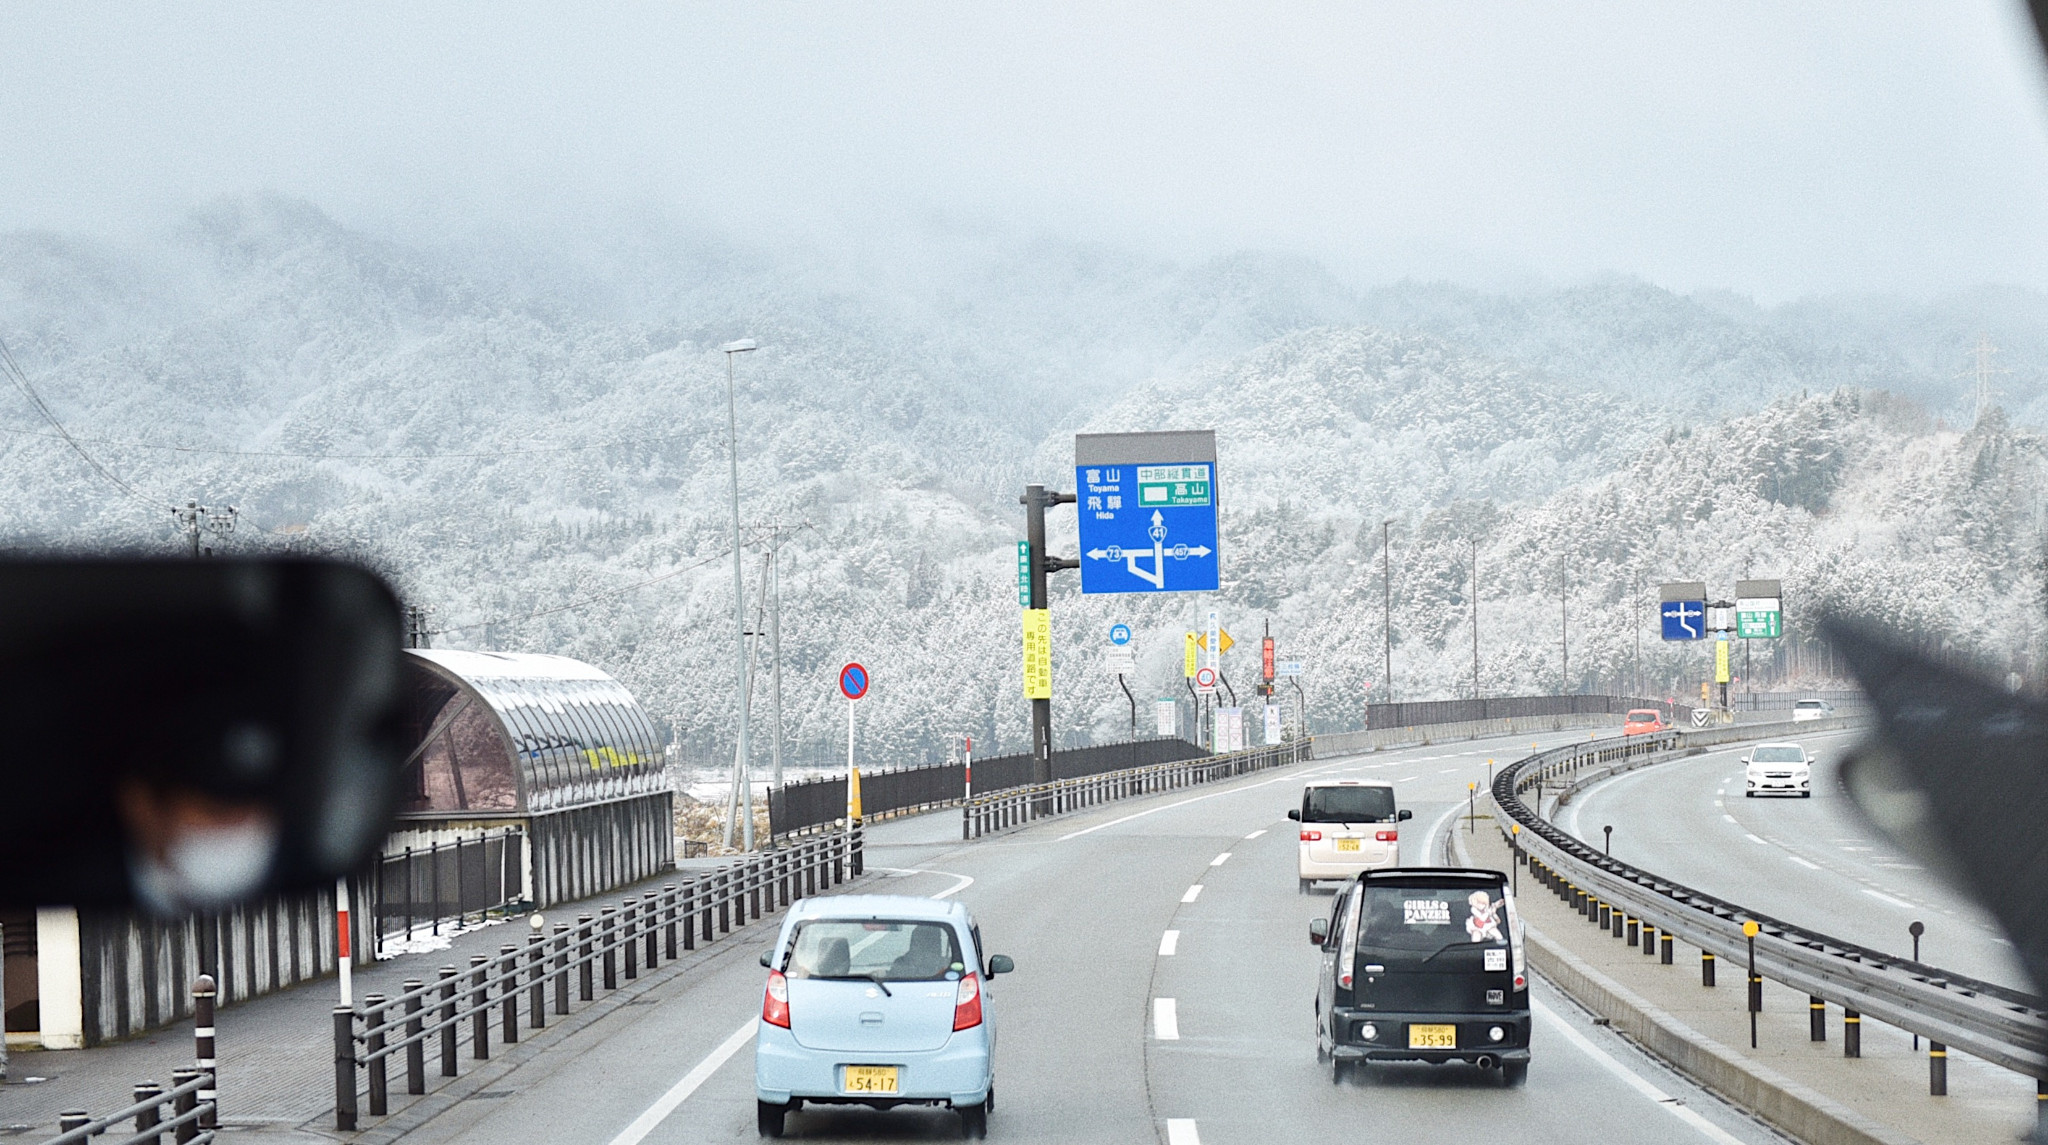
[1286,809,1301,821]
[760,951,774,968]
[985,954,1014,977]
[0,557,408,912]
[1397,809,1413,821]
[1309,918,1329,945]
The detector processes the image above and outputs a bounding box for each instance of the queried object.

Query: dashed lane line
[1743,834,1768,845]
[1166,1119,1201,1145]
[1159,930,1180,956]
[1534,1000,1748,1145]
[1154,998,1180,1040]
[1182,884,1204,903]
[1243,829,1266,840]
[1862,888,1914,909]
[1788,856,1821,871]
[1210,852,1232,866]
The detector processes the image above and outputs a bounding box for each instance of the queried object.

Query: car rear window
[1795,700,1824,709]
[1752,746,1805,763]
[1304,785,1396,822]
[786,919,963,981]
[1627,710,1659,721]
[1358,883,1509,955]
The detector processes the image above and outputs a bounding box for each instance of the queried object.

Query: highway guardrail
[1491,720,2048,1081]
[962,740,1307,839]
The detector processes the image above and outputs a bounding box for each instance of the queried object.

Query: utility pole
[1381,518,1394,703]
[1021,483,1078,784]
[720,338,757,851]
[405,606,434,650]
[1469,536,1481,700]
[1961,334,2010,426]
[1633,567,1642,698]
[1560,552,1569,694]
[173,500,237,558]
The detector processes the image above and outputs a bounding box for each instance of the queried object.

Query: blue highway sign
[1660,600,1706,641]
[1074,461,1219,594]
[1109,623,1133,645]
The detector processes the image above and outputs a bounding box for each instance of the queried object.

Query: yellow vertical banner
[1022,609,1052,699]
[1714,639,1731,684]
[847,765,863,820]
[1183,632,1199,677]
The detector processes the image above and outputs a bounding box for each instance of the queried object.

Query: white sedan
[1743,742,1813,798]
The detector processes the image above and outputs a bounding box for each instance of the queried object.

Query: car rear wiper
[811,973,892,996]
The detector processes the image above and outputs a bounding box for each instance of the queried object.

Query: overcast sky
[7,2,2048,301]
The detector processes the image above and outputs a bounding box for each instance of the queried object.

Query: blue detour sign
[1074,431,1220,596]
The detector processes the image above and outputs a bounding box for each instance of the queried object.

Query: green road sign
[1016,541,1032,606]
[1736,607,1781,638]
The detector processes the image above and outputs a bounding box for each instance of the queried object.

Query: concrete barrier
[1314,713,1625,756]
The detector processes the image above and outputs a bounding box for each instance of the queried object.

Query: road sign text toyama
[1075,430,1219,595]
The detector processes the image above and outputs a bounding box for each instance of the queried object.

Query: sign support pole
[1021,484,1078,785]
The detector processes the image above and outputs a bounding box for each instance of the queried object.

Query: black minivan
[1310,867,1530,1084]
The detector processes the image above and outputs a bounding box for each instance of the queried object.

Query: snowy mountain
[0,198,2042,778]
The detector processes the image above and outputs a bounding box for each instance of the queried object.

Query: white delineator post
[964,736,973,801]
[336,877,353,1006]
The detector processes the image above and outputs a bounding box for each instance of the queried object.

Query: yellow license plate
[1336,838,1361,852]
[1408,1024,1457,1049]
[843,1065,899,1093]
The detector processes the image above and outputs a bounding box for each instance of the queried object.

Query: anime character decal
[1466,890,1504,943]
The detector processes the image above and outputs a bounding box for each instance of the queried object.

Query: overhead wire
[0,335,165,508]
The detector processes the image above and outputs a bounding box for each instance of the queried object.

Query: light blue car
[755,894,1014,1138]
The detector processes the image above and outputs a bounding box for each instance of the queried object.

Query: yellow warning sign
[1195,628,1235,654]
[1183,632,1199,677]
[1022,609,1052,699]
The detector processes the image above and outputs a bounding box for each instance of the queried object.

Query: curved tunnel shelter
[401,649,674,906]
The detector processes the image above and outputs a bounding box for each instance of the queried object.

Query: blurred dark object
[0,557,407,911]
[1827,619,2048,996]
[2031,2,2048,66]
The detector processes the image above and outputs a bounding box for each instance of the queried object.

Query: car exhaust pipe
[1475,1055,1497,1071]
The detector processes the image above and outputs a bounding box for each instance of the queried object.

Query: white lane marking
[1713,800,1724,808]
[1862,888,1914,909]
[1166,1119,1201,1145]
[1421,801,1465,864]
[1055,766,1341,841]
[1182,884,1204,903]
[1788,856,1821,871]
[1160,930,1180,956]
[608,865,974,1143]
[1398,775,1419,782]
[1210,852,1232,866]
[1154,998,1180,1040]
[1437,767,1460,774]
[1243,829,1266,840]
[1534,1000,1748,1145]
[1744,834,1767,845]
[1721,814,1737,824]
[604,1018,757,1145]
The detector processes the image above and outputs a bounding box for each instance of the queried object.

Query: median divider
[961,741,1307,839]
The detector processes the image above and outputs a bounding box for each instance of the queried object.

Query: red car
[1622,709,1666,735]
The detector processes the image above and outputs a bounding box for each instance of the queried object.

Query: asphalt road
[1560,729,2029,993]
[400,730,1787,1144]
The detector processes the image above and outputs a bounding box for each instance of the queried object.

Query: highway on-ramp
[398,730,1785,1144]
[1559,728,2029,993]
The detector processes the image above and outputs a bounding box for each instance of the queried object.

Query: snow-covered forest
[2,198,2043,775]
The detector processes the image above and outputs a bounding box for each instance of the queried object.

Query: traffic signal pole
[1022,484,1079,784]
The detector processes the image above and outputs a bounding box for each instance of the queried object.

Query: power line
[0,336,163,507]
[0,421,703,461]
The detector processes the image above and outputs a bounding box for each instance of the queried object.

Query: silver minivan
[1289,780,1412,892]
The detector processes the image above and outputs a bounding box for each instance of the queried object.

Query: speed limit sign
[1194,666,1218,694]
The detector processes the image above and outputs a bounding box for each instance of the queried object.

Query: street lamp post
[1381,518,1394,703]
[721,339,757,851]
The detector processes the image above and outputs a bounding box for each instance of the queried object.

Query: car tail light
[1375,830,1398,842]
[953,973,983,1030]
[762,970,790,1028]
[1299,829,1322,842]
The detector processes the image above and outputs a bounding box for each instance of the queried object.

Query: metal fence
[1365,694,1680,730]
[963,740,1308,839]
[37,976,218,1145]
[331,828,860,1131]
[1491,719,2048,1089]
[769,736,1209,837]
[371,828,527,950]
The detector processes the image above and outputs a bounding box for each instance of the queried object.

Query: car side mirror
[1286,809,1300,821]
[985,954,1014,977]
[1309,918,1329,945]
[1397,809,1413,821]
[760,950,774,968]
[1741,755,1752,765]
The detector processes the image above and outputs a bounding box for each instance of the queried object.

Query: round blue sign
[839,662,869,701]
[1109,623,1132,646]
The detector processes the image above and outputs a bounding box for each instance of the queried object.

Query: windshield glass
[1752,747,1806,763]
[785,919,963,981]
[1359,884,1509,954]
[1304,785,1396,823]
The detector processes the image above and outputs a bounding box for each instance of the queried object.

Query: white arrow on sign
[1085,510,1213,589]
